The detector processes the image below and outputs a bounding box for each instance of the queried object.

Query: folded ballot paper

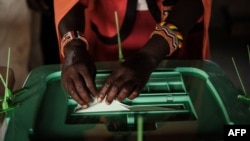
[74,97,174,113]
[74,98,130,113]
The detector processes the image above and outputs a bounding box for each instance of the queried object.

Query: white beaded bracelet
[60,31,89,58]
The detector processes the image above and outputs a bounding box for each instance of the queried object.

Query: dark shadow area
[209,0,250,95]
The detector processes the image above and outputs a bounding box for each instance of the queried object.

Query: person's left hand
[97,51,158,104]
[26,0,50,14]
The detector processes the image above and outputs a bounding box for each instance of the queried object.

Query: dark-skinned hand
[61,40,98,108]
[62,35,168,108]
[97,34,169,105]
[97,51,159,105]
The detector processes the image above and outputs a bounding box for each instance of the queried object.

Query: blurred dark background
[209,0,250,95]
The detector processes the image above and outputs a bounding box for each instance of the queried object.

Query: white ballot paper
[74,98,130,113]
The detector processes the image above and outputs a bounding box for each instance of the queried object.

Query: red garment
[54,0,212,62]
[88,0,156,61]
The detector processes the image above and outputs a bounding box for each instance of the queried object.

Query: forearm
[58,3,86,37]
[140,0,204,64]
[166,0,204,35]
[58,2,88,60]
[140,34,170,67]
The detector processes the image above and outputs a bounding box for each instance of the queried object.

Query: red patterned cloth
[54,0,212,61]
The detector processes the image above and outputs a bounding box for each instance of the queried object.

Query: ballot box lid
[3,60,250,141]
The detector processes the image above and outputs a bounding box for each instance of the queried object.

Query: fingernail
[97,97,102,102]
[82,105,88,109]
[106,101,110,105]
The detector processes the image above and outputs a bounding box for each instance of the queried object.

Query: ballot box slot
[66,112,195,131]
[95,71,186,94]
[66,94,197,131]
[65,104,196,131]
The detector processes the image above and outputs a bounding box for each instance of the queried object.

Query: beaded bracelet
[60,31,89,58]
[151,22,183,56]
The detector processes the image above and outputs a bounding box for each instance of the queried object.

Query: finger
[98,79,111,102]
[69,89,88,108]
[73,74,94,105]
[105,84,120,105]
[116,82,134,102]
[127,86,141,100]
[65,79,86,106]
[79,69,98,97]
[116,88,129,102]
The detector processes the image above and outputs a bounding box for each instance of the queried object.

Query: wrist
[63,41,89,67]
[63,39,89,62]
[60,31,89,58]
[151,22,183,56]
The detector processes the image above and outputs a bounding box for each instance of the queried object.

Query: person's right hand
[61,40,98,108]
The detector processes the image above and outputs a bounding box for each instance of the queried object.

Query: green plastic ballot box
[3,60,250,141]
